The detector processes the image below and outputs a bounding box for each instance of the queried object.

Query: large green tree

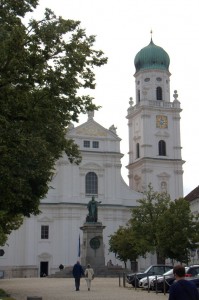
[157,198,199,264]
[129,186,199,263]
[0,0,107,244]
[109,226,139,268]
[128,185,171,263]
[109,185,199,265]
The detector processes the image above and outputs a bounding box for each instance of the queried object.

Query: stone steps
[48,266,129,278]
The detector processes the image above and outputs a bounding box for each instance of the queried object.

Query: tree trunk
[157,252,165,264]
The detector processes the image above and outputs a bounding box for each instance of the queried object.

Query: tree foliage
[109,226,139,266]
[109,185,199,264]
[157,198,199,263]
[128,185,171,263]
[0,212,23,246]
[0,0,107,244]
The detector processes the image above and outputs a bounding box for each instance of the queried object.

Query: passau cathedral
[0,38,184,277]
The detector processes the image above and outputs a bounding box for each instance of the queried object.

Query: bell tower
[127,37,184,200]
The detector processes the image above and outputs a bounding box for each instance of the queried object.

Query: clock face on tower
[156,115,168,128]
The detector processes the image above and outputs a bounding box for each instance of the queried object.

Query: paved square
[0,277,167,300]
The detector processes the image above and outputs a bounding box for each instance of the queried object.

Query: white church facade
[0,37,184,278]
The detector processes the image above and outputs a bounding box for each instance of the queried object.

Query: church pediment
[75,122,108,137]
[69,119,119,140]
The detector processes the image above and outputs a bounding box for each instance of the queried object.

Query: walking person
[169,265,199,300]
[72,261,84,291]
[84,264,94,291]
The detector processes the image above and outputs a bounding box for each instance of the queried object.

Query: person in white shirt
[84,264,94,291]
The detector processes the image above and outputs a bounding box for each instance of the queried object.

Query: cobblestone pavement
[0,277,168,300]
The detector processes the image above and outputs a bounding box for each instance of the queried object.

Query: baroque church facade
[0,38,184,277]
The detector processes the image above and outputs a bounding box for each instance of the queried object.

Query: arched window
[137,89,140,102]
[136,143,140,158]
[85,172,98,195]
[156,87,162,100]
[159,140,166,156]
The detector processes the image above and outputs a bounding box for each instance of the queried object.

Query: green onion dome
[134,38,170,73]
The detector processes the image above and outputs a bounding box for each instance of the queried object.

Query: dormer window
[93,141,99,148]
[84,140,90,148]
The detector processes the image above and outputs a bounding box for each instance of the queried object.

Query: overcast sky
[33,0,199,196]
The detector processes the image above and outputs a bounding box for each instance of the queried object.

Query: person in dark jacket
[169,265,199,300]
[72,261,84,291]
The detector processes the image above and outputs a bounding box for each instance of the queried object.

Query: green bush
[0,289,15,299]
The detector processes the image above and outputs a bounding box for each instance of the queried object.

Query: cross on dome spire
[150,29,153,42]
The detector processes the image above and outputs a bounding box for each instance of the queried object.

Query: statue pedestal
[80,222,105,268]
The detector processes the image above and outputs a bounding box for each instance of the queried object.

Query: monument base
[80,222,105,269]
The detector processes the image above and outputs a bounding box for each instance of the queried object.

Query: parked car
[151,268,174,292]
[139,270,172,289]
[185,265,199,277]
[151,265,199,292]
[126,264,173,287]
[139,274,162,289]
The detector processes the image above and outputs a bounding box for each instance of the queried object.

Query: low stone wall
[1,266,38,278]
[48,265,129,278]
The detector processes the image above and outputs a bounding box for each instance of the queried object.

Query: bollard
[119,273,121,287]
[163,275,166,295]
[147,275,150,293]
[27,297,42,300]
[123,272,126,287]
[155,275,158,294]
[134,274,137,290]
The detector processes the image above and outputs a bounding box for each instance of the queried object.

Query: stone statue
[86,196,101,222]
